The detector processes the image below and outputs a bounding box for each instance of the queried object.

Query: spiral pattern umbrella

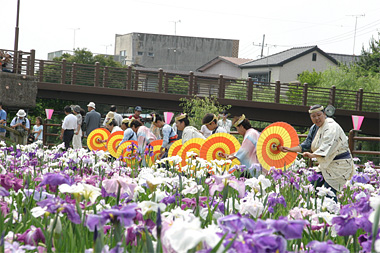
[178,138,205,167]
[87,128,110,152]
[168,139,182,157]
[256,122,299,171]
[116,140,138,165]
[145,140,164,164]
[106,131,124,158]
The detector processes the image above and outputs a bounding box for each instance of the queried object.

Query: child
[32,117,43,142]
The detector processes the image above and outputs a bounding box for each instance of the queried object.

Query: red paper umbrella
[256,122,299,171]
[145,139,164,164]
[168,139,182,157]
[199,133,241,170]
[178,138,205,167]
[87,128,110,151]
[106,131,124,158]
[116,140,138,166]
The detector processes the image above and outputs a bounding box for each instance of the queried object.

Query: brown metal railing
[4,48,380,113]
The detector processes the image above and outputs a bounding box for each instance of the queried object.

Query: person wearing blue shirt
[10,109,30,145]
[151,113,177,159]
[117,118,137,148]
[32,117,44,141]
[0,102,7,138]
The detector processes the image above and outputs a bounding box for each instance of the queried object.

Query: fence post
[194,76,198,95]
[103,66,109,88]
[348,129,355,154]
[71,63,77,85]
[61,59,67,85]
[30,49,35,76]
[329,85,336,106]
[218,74,225,98]
[188,71,194,96]
[39,60,44,82]
[17,51,23,74]
[356,88,363,111]
[302,83,308,106]
[158,68,163,93]
[247,77,253,101]
[275,80,281,103]
[126,66,132,90]
[134,70,139,90]
[164,73,169,93]
[26,56,30,75]
[94,62,100,87]
[43,121,47,146]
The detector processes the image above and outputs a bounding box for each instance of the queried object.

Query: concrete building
[114,32,239,71]
[240,46,338,83]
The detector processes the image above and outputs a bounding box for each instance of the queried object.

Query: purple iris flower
[38,173,74,187]
[271,168,283,181]
[266,216,309,240]
[351,173,370,184]
[37,197,81,224]
[307,240,349,253]
[218,214,257,234]
[16,226,45,246]
[331,216,359,236]
[0,174,23,192]
[1,202,9,216]
[86,204,137,231]
[307,171,323,183]
[267,193,287,213]
[0,186,10,197]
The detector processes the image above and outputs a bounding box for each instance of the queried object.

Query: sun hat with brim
[16,109,27,117]
[87,102,96,109]
[135,106,142,111]
[73,105,81,113]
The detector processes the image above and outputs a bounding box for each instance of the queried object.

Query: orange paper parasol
[87,128,110,151]
[145,140,164,164]
[168,139,182,157]
[107,131,124,158]
[256,122,299,171]
[116,140,138,165]
[200,133,241,169]
[178,138,205,167]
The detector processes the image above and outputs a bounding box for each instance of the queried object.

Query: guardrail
[2,48,380,114]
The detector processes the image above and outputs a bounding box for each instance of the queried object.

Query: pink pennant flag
[164,112,174,125]
[45,109,54,120]
[352,115,364,130]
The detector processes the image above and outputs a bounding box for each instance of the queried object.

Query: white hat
[16,109,26,117]
[87,102,96,109]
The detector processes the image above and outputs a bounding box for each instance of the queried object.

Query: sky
[2,0,380,61]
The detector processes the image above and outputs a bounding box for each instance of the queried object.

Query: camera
[22,121,26,125]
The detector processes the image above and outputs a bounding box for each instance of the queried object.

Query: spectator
[1,53,13,73]
[218,111,232,133]
[128,106,143,124]
[84,102,101,137]
[72,105,83,149]
[0,102,7,138]
[32,117,43,142]
[10,109,30,145]
[60,106,77,149]
[103,105,122,126]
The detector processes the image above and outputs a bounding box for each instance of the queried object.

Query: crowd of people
[0,102,355,194]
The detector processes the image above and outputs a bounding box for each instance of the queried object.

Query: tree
[356,35,380,74]
[166,75,188,95]
[54,48,123,67]
[179,96,231,129]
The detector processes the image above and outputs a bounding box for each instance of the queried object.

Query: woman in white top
[175,114,205,144]
[72,105,83,149]
[201,113,227,137]
[99,118,123,144]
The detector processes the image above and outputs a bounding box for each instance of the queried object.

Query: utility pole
[260,34,265,58]
[70,28,80,50]
[170,20,181,35]
[102,44,112,54]
[347,14,365,55]
[13,0,20,74]
[252,35,277,59]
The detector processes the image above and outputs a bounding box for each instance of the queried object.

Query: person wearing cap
[223,114,261,178]
[117,118,137,149]
[72,105,83,149]
[201,113,227,137]
[103,105,123,127]
[279,104,355,198]
[10,109,30,144]
[128,106,143,124]
[60,106,77,149]
[218,111,232,133]
[0,102,7,138]
[129,118,157,158]
[151,113,178,159]
[84,102,101,137]
[175,114,205,145]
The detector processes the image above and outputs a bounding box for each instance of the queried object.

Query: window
[312,53,317,61]
[120,50,126,57]
[148,52,154,57]
[137,51,143,56]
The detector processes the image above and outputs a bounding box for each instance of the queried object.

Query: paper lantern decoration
[106,131,124,158]
[352,115,364,131]
[168,139,182,157]
[178,138,205,167]
[87,128,110,151]
[45,109,54,119]
[256,122,299,171]
[164,112,174,125]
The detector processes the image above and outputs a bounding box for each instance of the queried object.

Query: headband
[233,114,245,128]
[106,117,114,126]
[152,114,156,123]
[175,113,187,121]
[205,114,217,125]
[128,117,136,128]
[122,118,130,124]
[308,106,324,114]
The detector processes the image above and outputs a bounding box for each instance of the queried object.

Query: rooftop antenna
[170,20,181,35]
[102,44,112,54]
[347,14,365,55]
